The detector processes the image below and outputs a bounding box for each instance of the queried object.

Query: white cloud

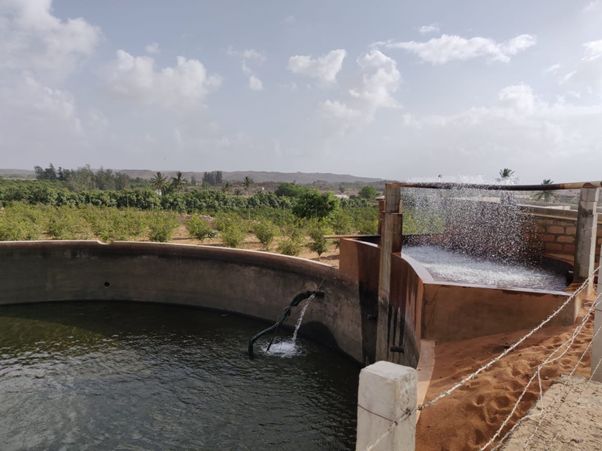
[107,50,221,109]
[559,40,602,97]
[384,34,536,64]
[419,24,439,35]
[498,84,537,114]
[228,47,266,91]
[287,49,346,83]
[248,75,263,91]
[320,50,401,131]
[0,0,100,77]
[399,84,602,166]
[350,50,401,109]
[583,40,602,61]
[145,42,160,54]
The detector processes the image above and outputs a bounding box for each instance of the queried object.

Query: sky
[1,0,601,182]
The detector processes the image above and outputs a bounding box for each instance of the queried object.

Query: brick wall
[526,208,602,265]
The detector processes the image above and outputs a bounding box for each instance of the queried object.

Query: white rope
[480,296,600,450]
[419,269,598,410]
[522,311,602,449]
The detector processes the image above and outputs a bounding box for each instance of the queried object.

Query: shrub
[147,212,179,242]
[329,208,353,235]
[186,215,216,241]
[47,208,90,239]
[253,220,277,249]
[0,215,41,240]
[90,208,146,241]
[278,238,302,256]
[307,226,329,257]
[221,222,245,248]
[292,191,338,220]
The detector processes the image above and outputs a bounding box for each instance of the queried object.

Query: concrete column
[593,300,602,382]
[593,252,602,382]
[574,188,599,298]
[376,184,402,361]
[356,361,416,451]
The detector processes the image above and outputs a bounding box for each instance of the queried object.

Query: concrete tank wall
[0,241,366,363]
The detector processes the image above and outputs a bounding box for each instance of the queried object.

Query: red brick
[563,244,576,254]
[565,226,576,235]
[547,225,565,234]
[544,242,563,252]
[542,234,556,242]
[557,235,574,243]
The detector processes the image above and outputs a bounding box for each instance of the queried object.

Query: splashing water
[264,296,313,358]
[403,176,537,263]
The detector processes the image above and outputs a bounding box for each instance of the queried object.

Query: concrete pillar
[376,184,402,361]
[593,251,602,382]
[593,300,602,382]
[356,361,416,451]
[574,188,599,298]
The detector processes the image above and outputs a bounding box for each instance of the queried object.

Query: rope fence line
[519,313,602,449]
[482,295,601,450]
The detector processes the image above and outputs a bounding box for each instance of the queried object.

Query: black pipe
[248,290,324,359]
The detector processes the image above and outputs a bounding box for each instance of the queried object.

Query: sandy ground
[416,315,595,450]
[503,376,602,450]
[168,224,341,268]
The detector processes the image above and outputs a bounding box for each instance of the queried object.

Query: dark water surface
[0,302,359,450]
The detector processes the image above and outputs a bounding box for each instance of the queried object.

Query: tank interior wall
[420,284,574,342]
[0,241,366,363]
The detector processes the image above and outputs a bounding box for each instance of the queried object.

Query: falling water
[264,296,314,357]
[400,176,568,290]
[291,298,312,343]
[403,176,535,263]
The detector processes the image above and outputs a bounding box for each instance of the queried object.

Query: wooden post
[574,188,599,299]
[376,184,402,361]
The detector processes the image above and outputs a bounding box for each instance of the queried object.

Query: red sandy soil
[416,313,594,450]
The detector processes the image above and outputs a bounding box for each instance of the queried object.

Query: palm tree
[534,179,555,203]
[150,172,168,195]
[498,168,515,181]
[170,171,185,192]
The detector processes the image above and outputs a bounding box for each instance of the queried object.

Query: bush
[221,222,245,248]
[307,226,329,257]
[0,215,41,240]
[47,208,90,239]
[329,208,353,235]
[186,215,216,241]
[253,220,277,249]
[147,212,179,242]
[87,207,146,241]
[278,238,302,256]
[292,191,338,220]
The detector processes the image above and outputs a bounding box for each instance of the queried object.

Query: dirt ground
[416,315,595,450]
[502,376,602,450]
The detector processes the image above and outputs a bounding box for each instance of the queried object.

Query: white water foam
[263,297,313,358]
[404,244,567,291]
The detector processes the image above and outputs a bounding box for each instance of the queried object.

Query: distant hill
[0,169,36,179]
[1,168,381,185]
[118,169,381,184]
